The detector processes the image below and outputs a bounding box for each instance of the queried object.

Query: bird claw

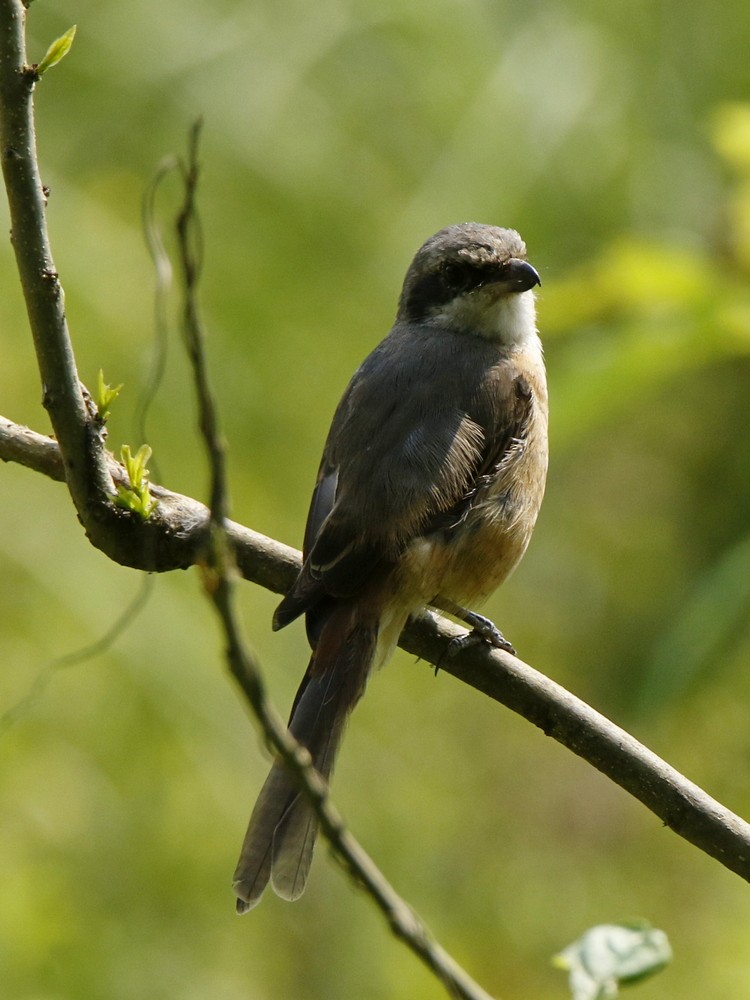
[459,612,516,655]
[435,612,516,672]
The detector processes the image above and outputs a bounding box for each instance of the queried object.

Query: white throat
[431,287,539,348]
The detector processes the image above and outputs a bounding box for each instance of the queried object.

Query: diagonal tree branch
[3,414,750,886]
[0,414,301,590]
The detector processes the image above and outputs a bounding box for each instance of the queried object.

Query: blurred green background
[2,1,750,997]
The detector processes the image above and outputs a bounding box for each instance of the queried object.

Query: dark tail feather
[233,611,377,912]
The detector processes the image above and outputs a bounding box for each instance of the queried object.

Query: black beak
[504,258,541,292]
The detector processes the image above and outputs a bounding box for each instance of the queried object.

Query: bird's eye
[441,261,469,290]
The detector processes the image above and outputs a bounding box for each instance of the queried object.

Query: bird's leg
[432,597,516,657]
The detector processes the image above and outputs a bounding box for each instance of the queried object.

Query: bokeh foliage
[2,2,750,998]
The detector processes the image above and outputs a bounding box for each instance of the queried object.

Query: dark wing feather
[424,374,534,537]
[272,465,341,634]
[303,467,338,557]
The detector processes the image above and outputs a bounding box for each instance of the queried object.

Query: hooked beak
[501,258,541,293]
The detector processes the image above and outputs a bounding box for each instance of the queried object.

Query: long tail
[232,604,378,912]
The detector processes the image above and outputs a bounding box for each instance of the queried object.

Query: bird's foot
[431,598,517,666]
[453,611,516,656]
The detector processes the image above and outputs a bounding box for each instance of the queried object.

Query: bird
[233,222,548,912]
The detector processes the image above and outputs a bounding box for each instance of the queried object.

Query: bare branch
[0,0,112,508]
[0,0,204,574]
[401,613,750,883]
[3,412,750,885]
[0,415,64,481]
[0,414,300,588]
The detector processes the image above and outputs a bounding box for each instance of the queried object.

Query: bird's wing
[423,373,535,537]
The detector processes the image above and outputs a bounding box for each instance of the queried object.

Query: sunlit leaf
[95,369,123,423]
[553,923,672,1000]
[36,25,77,77]
[540,235,750,452]
[115,444,157,519]
[712,102,750,174]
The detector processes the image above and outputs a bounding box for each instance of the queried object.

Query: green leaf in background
[36,25,76,77]
[712,102,750,272]
[712,102,750,176]
[553,922,672,1000]
[638,532,750,712]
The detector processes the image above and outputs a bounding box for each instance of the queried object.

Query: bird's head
[397,223,541,346]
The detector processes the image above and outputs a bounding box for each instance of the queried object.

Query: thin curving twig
[172,123,498,1000]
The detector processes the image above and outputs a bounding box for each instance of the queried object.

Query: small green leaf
[123,444,151,485]
[96,369,123,423]
[37,25,77,77]
[115,444,158,520]
[553,923,672,1000]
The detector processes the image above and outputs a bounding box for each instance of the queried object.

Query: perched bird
[233,223,548,911]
